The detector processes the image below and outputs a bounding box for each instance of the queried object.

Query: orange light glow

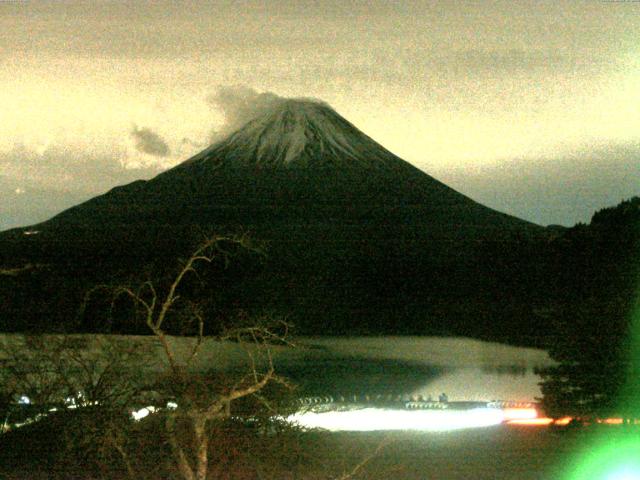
[507,417,554,426]
[554,416,573,426]
[599,418,624,425]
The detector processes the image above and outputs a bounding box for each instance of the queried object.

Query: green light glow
[626,303,640,417]
[565,240,640,480]
[565,434,640,480]
[606,468,640,480]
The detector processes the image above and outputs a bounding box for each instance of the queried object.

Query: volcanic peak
[184,98,397,170]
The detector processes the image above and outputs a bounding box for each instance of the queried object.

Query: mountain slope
[23,99,536,237]
[0,99,550,344]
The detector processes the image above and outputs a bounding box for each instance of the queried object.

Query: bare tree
[0,264,42,277]
[0,335,150,478]
[105,234,292,480]
[335,438,389,480]
[1,234,391,480]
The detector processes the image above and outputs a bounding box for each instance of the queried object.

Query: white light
[605,467,640,480]
[65,394,86,409]
[167,401,178,410]
[131,406,157,421]
[288,407,504,432]
[18,395,30,405]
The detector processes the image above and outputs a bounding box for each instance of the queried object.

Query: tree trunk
[113,440,137,480]
[194,415,209,480]
[167,415,196,480]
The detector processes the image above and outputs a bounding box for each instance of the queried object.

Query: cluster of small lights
[7,395,178,427]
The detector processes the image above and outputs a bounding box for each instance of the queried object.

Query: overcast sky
[1,0,639,229]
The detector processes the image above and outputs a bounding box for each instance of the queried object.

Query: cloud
[130,125,171,157]
[0,143,159,193]
[0,176,90,231]
[206,85,284,142]
[436,142,640,227]
[0,142,167,229]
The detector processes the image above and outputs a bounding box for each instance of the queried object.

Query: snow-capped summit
[183,98,397,169]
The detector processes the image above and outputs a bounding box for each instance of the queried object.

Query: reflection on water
[278,360,543,403]
[277,337,551,402]
[481,364,528,376]
[412,367,544,403]
[276,357,445,398]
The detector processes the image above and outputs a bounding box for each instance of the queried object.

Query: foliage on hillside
[537,197,640,419]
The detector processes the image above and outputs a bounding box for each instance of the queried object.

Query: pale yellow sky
[1,0,639,229]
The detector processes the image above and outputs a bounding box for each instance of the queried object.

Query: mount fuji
[0,98,550,344]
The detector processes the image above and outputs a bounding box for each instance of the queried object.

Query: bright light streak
[554,416,573,426]
[288,407,504,432]
[600,418,624,425]
[502,408,539,421]
[507,417,554,426]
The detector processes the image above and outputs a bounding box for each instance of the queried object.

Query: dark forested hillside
[538,197,640,418]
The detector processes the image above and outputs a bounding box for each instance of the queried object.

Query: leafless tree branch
[335,438,389,480]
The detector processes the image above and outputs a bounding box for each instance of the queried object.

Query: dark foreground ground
[355,424,639,480]
[3,422,631,479]
[353,425,577,480]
